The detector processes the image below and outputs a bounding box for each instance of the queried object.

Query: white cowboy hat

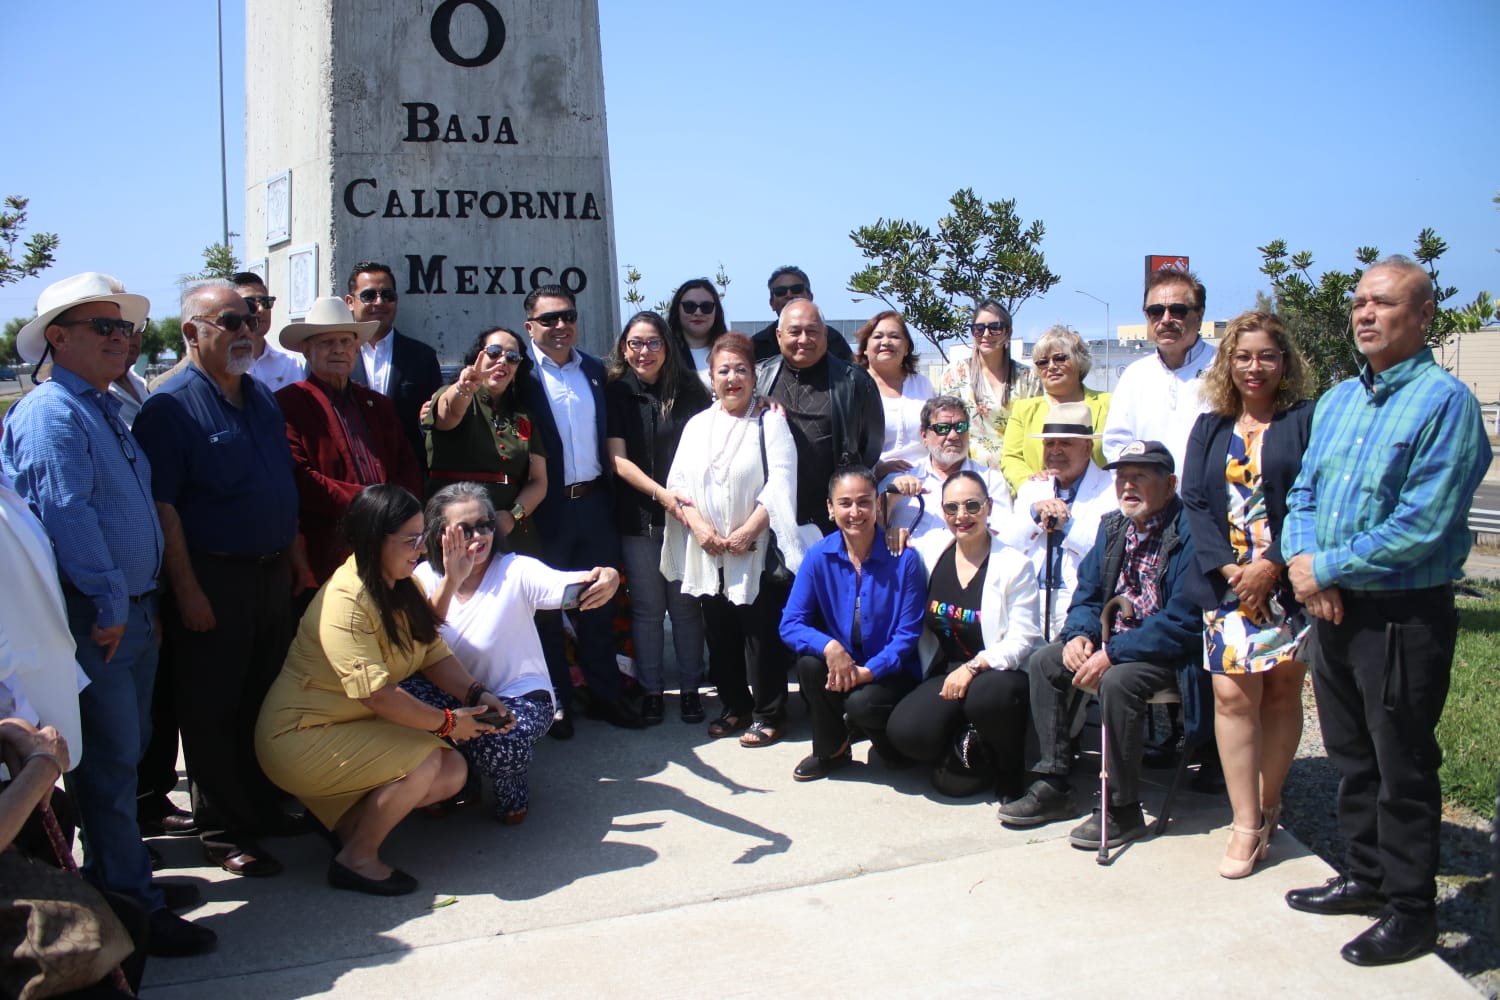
[1029,400,1102,440]
[17,272,149,364]
[278,296,380,351]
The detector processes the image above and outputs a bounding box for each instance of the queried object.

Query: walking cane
[1043,515,1059,643]
[1096,595,1135,865]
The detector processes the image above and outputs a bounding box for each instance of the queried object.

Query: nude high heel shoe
[1218,817,1272,879]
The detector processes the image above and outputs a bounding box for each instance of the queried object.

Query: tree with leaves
[192,242,240,281]
[848,188,1059,360]
[0,196,59,287]
[0,316,26,363]
[620,263,732,319]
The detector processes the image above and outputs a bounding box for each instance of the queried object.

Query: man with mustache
[133,280,311,882]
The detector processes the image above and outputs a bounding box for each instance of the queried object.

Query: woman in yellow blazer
[1001,326,1109,494]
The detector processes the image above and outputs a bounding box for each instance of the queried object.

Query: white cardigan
[999,461,1116,636]
[912,533,1042,674]
[660,405,805,606]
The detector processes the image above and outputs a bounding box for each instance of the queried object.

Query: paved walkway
[140,700,1475,998]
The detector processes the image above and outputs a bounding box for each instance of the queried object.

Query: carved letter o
[431,0,506,68]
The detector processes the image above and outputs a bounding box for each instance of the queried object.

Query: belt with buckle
[565,478,601,500]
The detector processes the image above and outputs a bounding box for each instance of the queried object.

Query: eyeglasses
[1230,351,1283,369]
[243,295,276,310]
[192,313,254,332]
[969,322,1009,337]
[57,317,136,338]
[1145,303,1193,320]
[770,283,807,298]
[942,499,987,516]
[357,288,399,304]
[529,309,578,328]
[680,301,716,315]
[1033,352,1071,370]
[456,517,496,540]
[395,532,426,549]
[626,338,664,353]
[927,420,970,436]
[482,344,524,364]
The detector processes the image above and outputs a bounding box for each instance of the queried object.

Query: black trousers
[537,488,624,706]
[1027,641,1176,807]
[701,588,788,724]
[1311,585,1456,915]
[796,655,918,758]
[168,552,293,855]
[886,666,1029,775]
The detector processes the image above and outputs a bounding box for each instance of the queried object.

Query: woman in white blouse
[855,311,935,479]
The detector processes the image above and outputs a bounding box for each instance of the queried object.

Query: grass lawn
[1442,581,1500,815]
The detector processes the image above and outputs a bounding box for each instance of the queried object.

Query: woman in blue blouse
[780,466,927,781]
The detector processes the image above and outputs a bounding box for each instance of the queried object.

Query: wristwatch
[510,502,527,524]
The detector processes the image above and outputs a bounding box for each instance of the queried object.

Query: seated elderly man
[997,440,1203,850]
[879,395,1009,549]
[999,402,1117,639]
[276,298,422,586]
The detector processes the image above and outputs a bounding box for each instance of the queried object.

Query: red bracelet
[433,707,455,739]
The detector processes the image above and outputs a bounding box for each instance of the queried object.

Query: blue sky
[4,0,1497,350]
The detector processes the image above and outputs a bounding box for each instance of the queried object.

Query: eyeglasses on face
[529,309,578,328]
[357,288,399,304]
[395,532,426,549]
[927,420,970,436]
[625,338,664,353]
[243,295,276,310]
[1033,352,1071,370]
[1145,303,1192,320]
[57,317,137,338]
[456,517,496,540]
[942,499,987,516]
[191,313,255,332]
[970,321,1009,337]
[680,300,715,315]
[482,344,524,364]
[1230,351,1283,370]
[770,282,807,298]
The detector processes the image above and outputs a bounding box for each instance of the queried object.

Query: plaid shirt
[1112,509,1167,633]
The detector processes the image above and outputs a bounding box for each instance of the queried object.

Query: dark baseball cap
[1104,440,1174,474]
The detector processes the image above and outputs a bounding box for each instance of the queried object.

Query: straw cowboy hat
[278,296,379,351]
[1029,401,1102,440]
[17,272,149,364]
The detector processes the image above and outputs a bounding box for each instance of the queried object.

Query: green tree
[193,242,240,280]
[0,196,59,287]
[0,316,25,363]
[1259,229,1482,395]
[142,317,181,364]
[848,188,1060,360]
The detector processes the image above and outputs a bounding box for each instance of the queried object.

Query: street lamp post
[1076,289,1111,390]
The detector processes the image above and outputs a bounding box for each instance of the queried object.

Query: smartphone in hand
[560,580,589,610]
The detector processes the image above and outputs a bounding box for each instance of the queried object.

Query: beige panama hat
[278,296,380,351]
[17,272,149,364]
[1029,400,1101,440]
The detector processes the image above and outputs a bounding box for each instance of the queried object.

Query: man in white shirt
[1102,269,1217,476]
[233,272,304,392]
[880,395,1010,548]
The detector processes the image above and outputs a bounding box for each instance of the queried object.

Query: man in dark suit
[344,261,443,474]
[520,284,638,736]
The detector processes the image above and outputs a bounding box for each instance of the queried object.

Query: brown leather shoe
[208,845,283,878]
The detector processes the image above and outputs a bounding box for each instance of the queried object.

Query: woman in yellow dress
[256,484,513,896]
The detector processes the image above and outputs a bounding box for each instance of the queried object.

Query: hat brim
[1030,431,1103,440]
[1104,456,1174,472]
[16,292,150,365]
[279,319,381,351]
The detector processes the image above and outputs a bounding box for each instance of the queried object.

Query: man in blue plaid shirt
[1282,255,1491,967]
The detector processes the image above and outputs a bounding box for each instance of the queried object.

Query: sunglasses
[57,317,137,338]
[625,338,664,353]
[357,288,399,304]
[1033,352,1071,370]
[1145,303,1192,320]
[770,282,807,298]
[680,301,716,315]
[243,294,276,310]
[969,321,1009,337]
[482,344,524,364]
[927,420,970,436]
[942,499,988,516]
[529,309,578,328]
[191,313,255,332]
[456,517,496,540]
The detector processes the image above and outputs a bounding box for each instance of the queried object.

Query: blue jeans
[620,529,704,695]
[63,589,164,912]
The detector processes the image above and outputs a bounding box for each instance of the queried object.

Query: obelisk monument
[243,0,619,358]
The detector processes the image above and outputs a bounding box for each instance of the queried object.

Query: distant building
[1117,320,1227,343]
[1438,325,1500,404]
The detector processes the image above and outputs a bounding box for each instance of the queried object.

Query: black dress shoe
[327,858,418,896]
[1286,875,1386,915]
[679,689,705,724]
[589,699,645,729]
[793,747,853,781]
[153,879,201,911]
[147,908,217,957]
[207,845,283,878]
[641,694,665,726]
[1341,910,1438,966]
[146,844,165,871]
[548,706,575,740]
[140,807,198,838]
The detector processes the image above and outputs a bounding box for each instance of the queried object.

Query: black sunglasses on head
[1145,303,1192,320]
[357,288,399,303]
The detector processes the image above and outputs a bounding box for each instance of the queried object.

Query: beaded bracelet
[465,682,487,707]
[433,707,456,739]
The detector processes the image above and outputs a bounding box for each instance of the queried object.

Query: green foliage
[0,196,58,287]
[1258,229,1471,395]
[193,242,240,280]
[620,263,735,322]
[849,188,1060,360]
[622,266,645,310]
[1440,585,1500,816]
[140,316,180,364]
[0,316,25,364]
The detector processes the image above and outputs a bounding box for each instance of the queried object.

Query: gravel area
[1281,676,1497,996]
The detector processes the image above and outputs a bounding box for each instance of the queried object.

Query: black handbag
[757,412,794,586]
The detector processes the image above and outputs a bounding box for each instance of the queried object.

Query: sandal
[707,711,752,739]
[739,721,782,748]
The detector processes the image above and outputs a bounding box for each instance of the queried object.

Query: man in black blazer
[344,261,443,474]
[521,284,638,736]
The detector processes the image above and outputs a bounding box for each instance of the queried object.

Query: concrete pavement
[140,698,1475,999]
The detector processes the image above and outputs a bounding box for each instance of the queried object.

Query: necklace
[707,402,754,487]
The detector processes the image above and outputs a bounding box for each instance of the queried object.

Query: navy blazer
[1180,399,1314,610]
[522,347,611,538]
[356,329,442,476]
